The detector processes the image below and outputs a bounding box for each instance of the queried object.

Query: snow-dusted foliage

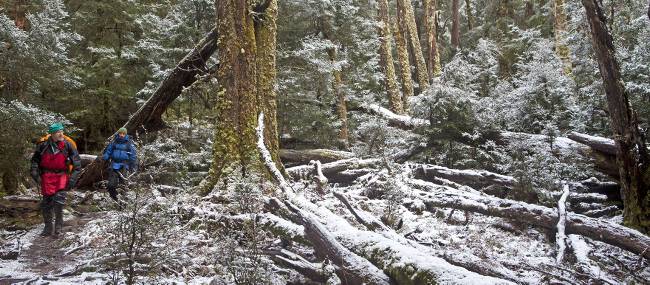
[0,0,81,99]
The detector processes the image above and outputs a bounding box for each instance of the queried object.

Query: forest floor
[0,193,115,285]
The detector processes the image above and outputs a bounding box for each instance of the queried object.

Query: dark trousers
[107,168,127,201]
[41,191,66,235]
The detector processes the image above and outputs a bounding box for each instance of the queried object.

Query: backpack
[36,134,77,173]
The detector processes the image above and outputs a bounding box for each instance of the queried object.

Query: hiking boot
[40,208,53,237]
[53,203,64,236]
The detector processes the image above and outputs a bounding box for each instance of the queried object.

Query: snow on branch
[256,112,294,196]
[556,184,570,263]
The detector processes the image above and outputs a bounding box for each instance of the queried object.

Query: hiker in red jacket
[31,123,81,237]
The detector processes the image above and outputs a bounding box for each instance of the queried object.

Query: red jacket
[31,138,81,196]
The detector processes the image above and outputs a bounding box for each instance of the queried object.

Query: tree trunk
[524,1,534,19]
[77,27,219,188]
[392,11,415,110]
[320,17,350,149]
[451,0,460,49]
[411,180,650,259]
[397,0,430,94]
[423,0,441,77]
[465,0,474,30]
[554,0,572,74]
[377,0,404,114]
[199,0,280,194]
[582,0,650,233]
[332,51,350,150]
[255,0,284,174]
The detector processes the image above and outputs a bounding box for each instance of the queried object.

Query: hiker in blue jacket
[102,127,137,201]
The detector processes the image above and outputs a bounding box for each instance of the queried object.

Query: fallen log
[356,103,621,180]
[0,195,40,214]
[334,191,525,283]
[414,164,621,207]
[265,249,329,284]
[286,158,381,184]
[280,149,355,166]
[77,27,219,188]
[257,113,391,285]
[408,179,650,260]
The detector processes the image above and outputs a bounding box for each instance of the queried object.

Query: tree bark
[77,27,219,188]
[582,0,650,233]
[423,0,441,77]
[554,0,572,74]
[393,3,415,109]
[411,180,650,259]
[255,0,284,174]
[397,0,430,93]
[465,0,474,30]
[321,17,350,149]
[377,0,404,114]
[451,0,461,49]
[199,0,281,194]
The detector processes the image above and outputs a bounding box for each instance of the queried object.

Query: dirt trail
[0,211,106,284]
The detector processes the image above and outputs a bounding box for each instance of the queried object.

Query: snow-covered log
[286,158,381,184]
[334,192,525,283]
[77,27,219,188]
[409,179,650,260]
[265,249,329,284]
[567,132,617,156]
[414,164,516,197]
[294,194,517,284]
[257,112,392,285]
[280,149,355,166]
[413,164,620,216]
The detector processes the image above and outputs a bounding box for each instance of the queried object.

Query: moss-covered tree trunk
[255,0,284,174]
[377,0,404,114]
[423,0,441,78]
[397,0,429,94]
[554,0,572,74]
[582,0,650,233]
[393,8,415,111]
[201,0,280,193]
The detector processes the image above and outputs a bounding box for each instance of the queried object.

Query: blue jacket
[102,134,137,170]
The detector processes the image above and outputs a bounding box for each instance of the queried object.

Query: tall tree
[320,16,350,149]
[423,0,441,77]
[465,0,474,30]
[377,0,404,114]
[582,0,650,233]
[393,11,415,109]
[647,0,650,20]
[397,0,429,93]
[201,0,280,193]
[451,0,460,49]
[255,0,283,172]
[554,0,572,74]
